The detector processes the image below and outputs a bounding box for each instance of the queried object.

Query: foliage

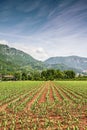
[0,44,45,74]
[0,69,76,81]
[64,70,76,79]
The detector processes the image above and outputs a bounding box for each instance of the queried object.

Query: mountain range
[0,44,87,74]
[45,56,87,73]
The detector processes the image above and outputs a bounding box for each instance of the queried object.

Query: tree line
[0,69,76,81]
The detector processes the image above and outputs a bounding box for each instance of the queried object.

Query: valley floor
[0,81,87,130]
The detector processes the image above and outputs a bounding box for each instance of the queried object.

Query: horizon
[0,0,87,60]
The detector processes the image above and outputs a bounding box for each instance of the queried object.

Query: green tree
[64,70,75,79]
[14,72,22,80]
[41,69,55,80]
[27,73,33,80]
[32,71,41,80]
[54,70,64,79]
[22,72,27,80]
[41,70,47,80]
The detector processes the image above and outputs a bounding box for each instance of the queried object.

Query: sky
[0,0,87,61]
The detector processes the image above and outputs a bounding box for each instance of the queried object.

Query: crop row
[0,81,87,130]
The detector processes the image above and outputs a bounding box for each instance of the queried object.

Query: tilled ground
[0,81,87,130]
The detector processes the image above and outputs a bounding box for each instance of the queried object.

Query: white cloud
[32,47,48,61]
[17,45,49,61]
[0,39,48,61]
[0,40,8,45]
[0,0,87,61]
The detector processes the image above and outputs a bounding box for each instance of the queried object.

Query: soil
[0,81,87,130]
[38,87,48,103]
[49,86,54,102]
[54,86,63,101]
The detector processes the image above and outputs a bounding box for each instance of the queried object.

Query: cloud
[13,44,49,61]
[34,47,48,60]
[0,39,48,61]
[17,45,49,61]
[0,40,8,45]
[0,0,87,60]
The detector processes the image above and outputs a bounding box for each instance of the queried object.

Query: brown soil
[0,97,21,112]
[49,86,54,102]
[57,86,74,101]
[24,83,46,111]
[0,89,32,112]
[0,89,35,112]
[38,87,48,103]
[0,104,7,112]
[50,81,63,101]
[62,87,82,99]
[54,86,63,101]
[79,114,87,130]
[0,81,87,130]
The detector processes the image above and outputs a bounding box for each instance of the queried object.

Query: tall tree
[22,72,28,80]
[64,70,75,79]
[14,72,22,80]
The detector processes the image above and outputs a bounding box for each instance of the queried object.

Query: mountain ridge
[0,44,87,73]
[45,56,87,71]
[0,44,45,73]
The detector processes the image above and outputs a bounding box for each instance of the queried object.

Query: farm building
[2,75,15,80]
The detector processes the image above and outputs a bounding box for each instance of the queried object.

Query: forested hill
[45,56,87,72]
[0,44,44,73]
[0,44,87,74]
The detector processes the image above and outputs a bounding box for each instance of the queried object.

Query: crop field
[0,81,87,130]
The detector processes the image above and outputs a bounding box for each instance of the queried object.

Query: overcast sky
[0,0,87,61]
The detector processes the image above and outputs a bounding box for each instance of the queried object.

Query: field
[0,81,87,130]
